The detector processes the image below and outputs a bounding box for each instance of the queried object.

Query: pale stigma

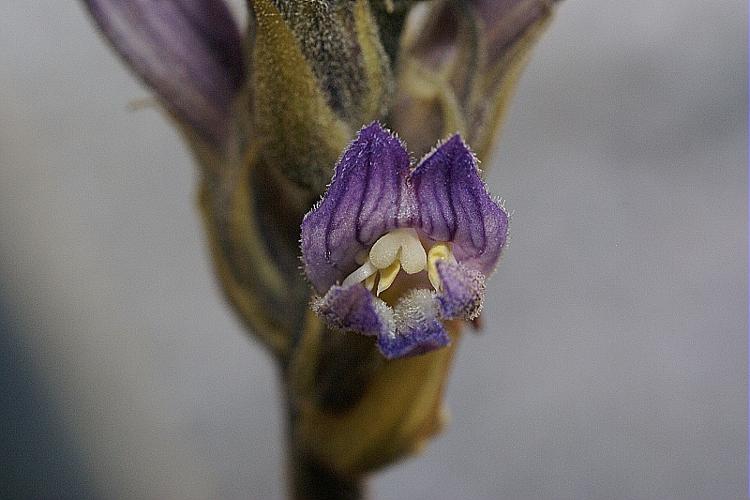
[342,260,377,288]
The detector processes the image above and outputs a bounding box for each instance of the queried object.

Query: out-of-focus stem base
[285,385,365,500]
[290,449,365,500]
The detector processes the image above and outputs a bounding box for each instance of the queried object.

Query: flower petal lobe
[436,261,486,320]
[410,135,508,275]
[83,0,245,146]
[313,284,391,337]
[377,290,451,359]
[302,123,410,292]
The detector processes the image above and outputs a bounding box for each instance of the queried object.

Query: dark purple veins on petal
[410,135,508,275]
[83,0,245,147]
[301,123,411,292]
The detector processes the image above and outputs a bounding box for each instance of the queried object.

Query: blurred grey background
[0,1,746,499]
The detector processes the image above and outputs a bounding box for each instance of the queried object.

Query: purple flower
[301,122,509,359]
[82,0,246,148]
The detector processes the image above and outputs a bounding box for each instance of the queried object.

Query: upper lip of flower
[301,122,509,359]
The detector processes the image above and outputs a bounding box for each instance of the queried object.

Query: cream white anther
[427,242,456,291]
[369,228,426,274]
[341,230,452,297]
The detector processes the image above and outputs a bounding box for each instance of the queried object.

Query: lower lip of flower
[341,228,457,302]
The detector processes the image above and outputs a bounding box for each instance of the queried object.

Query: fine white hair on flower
[394,289,439,338]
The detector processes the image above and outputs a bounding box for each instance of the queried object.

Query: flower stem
[289,448,364,500]
[284,376,365,500]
